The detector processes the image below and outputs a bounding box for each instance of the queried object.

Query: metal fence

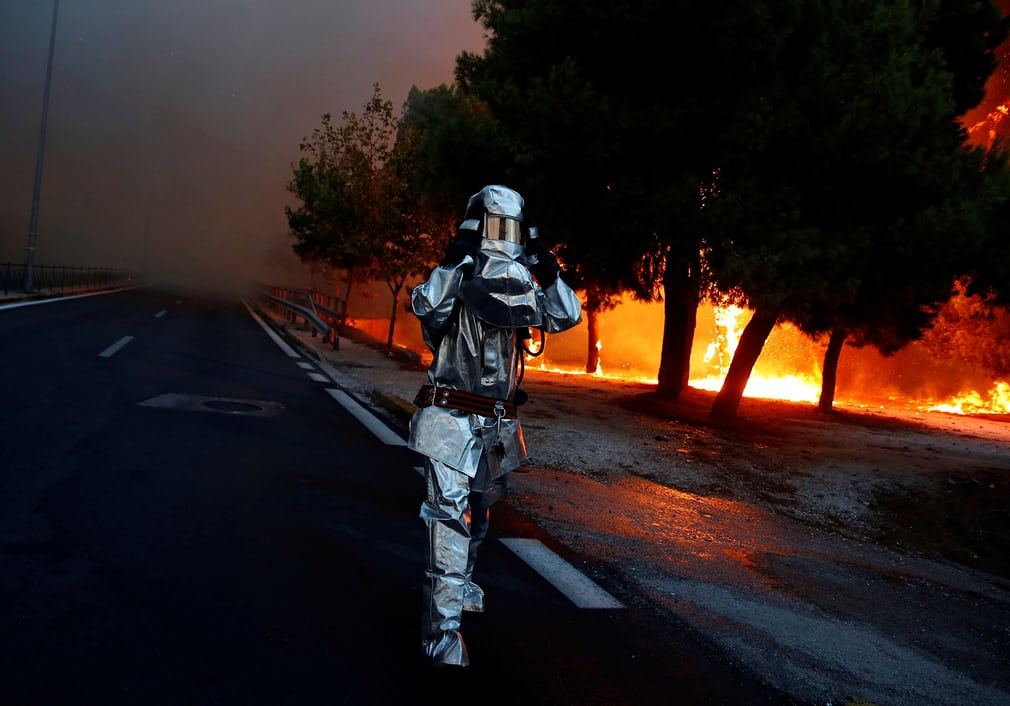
[255,283,347,350]
[2,263,132,296]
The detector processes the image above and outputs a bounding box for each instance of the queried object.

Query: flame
[385,289,1008,416]
[928,381,1010,415]
[702,303,745,372]
[965,98,1010,147]
[691,372,821,403]
[692,303,821,403]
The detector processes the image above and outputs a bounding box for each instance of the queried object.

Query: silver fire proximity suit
[408,185,582,667]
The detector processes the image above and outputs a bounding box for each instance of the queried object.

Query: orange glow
[965,98,1010,147]
[385,290,1008,416]
[691,372,822,403]
[691,302,822,402]
[928,381,1010,415]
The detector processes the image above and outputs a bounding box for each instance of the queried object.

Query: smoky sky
[0,0,485,287]
[5,3,1010,290]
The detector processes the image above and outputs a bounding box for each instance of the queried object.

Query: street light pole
[24,0,61,293]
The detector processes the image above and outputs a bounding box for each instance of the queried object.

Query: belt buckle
[493,400,506,419]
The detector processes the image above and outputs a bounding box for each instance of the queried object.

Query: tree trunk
[818,326,846,413]
[656,250,699,399]
[585,304,601,374]
[387,299,397,347]
[386,278,404,348]
[341,268,354,322]
[709,306,779,419]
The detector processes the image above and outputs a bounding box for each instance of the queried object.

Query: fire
[693,303,822,403]
[703,303,745,372]
[691,372,821,403]
[928,381,1010,415]
[965,98,1010,147]
[387,290,1008,416]
[525,298,825,403]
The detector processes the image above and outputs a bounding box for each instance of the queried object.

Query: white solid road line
[98,335,134,358]
[500,537,624,609]
[242,304,618,614]
[243,301,407,445]
[242,299,300,358]
[0,286,141,311]
[326,388,407,446]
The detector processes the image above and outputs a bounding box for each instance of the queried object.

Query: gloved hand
[528,246,560,287]
[440,227,481,274]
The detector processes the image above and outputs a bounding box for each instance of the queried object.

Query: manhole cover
[138,393,284,417]
[202,400,264,413]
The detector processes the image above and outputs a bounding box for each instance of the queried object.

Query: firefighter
[409,185,582,667]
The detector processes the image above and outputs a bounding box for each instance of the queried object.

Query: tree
[962,143,1010,305]
[399,84,508,213]
[922,279,1010,380]
[285,112,367,308]
[705,0,1008,418]
[287,84,443,346]
[456,1,774,390]
[375,115,456,347]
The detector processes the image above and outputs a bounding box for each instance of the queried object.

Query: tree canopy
[698,0,1009,416]
[285,1,1010,413]
[287,85,444,346]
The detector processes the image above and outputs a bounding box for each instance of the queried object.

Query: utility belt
[413,384,517,419]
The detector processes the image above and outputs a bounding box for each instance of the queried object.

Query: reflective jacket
[408,239,582,478]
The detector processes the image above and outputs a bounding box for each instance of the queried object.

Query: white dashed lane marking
[98,335,134,358]
[245,300,405,444]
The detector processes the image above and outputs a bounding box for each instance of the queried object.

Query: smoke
[0,0,485,290]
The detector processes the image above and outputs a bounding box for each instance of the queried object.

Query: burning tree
[402,0,1010,415]
[703,0,1010,418]
[923,278,1010,382]
[453,1,773,394]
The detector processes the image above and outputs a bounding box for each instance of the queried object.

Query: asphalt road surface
[0,287,797,705]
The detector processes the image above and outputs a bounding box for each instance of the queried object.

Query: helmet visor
[485,216,523,244]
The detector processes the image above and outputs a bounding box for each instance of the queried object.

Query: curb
[370,389,416,423]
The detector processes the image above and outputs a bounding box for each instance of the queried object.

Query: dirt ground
[622,384,1010,580]
[505,367,1010,577]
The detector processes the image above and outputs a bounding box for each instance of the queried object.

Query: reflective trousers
[420,454,507,666]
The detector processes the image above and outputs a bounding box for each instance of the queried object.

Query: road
[0,287,796,705]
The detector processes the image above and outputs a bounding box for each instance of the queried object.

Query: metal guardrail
[256,283,346,350]
[2,262,132,295]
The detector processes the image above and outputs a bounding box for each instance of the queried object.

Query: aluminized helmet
[457,185,543,327]
[458,185,540,249]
